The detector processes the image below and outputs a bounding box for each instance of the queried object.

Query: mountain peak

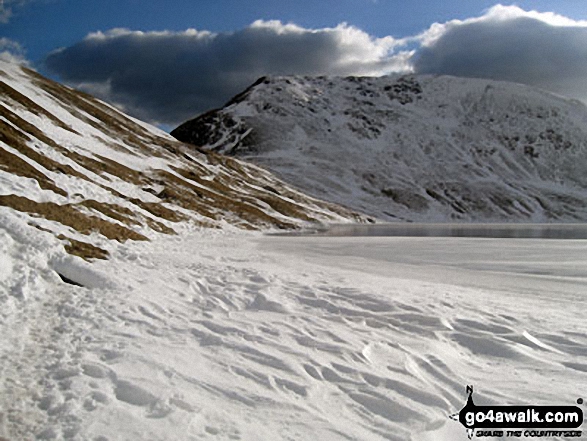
[173,74,587,222]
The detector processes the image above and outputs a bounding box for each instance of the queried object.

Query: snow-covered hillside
[0,60,363,261]
[172,75,587,222]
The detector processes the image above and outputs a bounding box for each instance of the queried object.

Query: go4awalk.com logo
[449,386,584,439]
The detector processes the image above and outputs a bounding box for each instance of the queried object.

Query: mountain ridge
[172,74,587,222]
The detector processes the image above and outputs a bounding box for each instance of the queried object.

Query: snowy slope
[172,75,587,222]
[0,60,363,261]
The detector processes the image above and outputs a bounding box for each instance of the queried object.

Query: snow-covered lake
[1,221,586,440]
[264,225,587,298]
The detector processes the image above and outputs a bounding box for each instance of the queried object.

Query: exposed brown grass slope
[0,62,363,260]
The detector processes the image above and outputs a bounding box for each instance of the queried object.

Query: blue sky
[2,1,587,127]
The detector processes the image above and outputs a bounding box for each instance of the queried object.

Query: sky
[2,0,587,128]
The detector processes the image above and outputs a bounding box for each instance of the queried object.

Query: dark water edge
[279,223,587,239]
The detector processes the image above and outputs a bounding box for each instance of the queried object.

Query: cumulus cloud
[414,5,587,102]
[43,5,587,127]
[0,37,28,64]
[45,21,412,126]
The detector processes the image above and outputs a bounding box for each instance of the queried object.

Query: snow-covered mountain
[0,60,363,261]
[172,74,587,222]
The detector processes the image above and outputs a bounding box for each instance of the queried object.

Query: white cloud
[418,4,587,47]
[45,21,411,125]
[43,6,587,126]
[413,4,587,103]
[0,37,28,64]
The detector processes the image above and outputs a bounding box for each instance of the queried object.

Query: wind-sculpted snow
[1,222,585,440]
[173,74,587,222]
[0,60,363,261]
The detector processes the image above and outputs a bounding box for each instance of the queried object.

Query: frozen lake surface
[263,226,587,298]
[300,223,587,239]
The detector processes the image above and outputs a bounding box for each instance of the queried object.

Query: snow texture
[173,74,587,222]
[1,219,586,440]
